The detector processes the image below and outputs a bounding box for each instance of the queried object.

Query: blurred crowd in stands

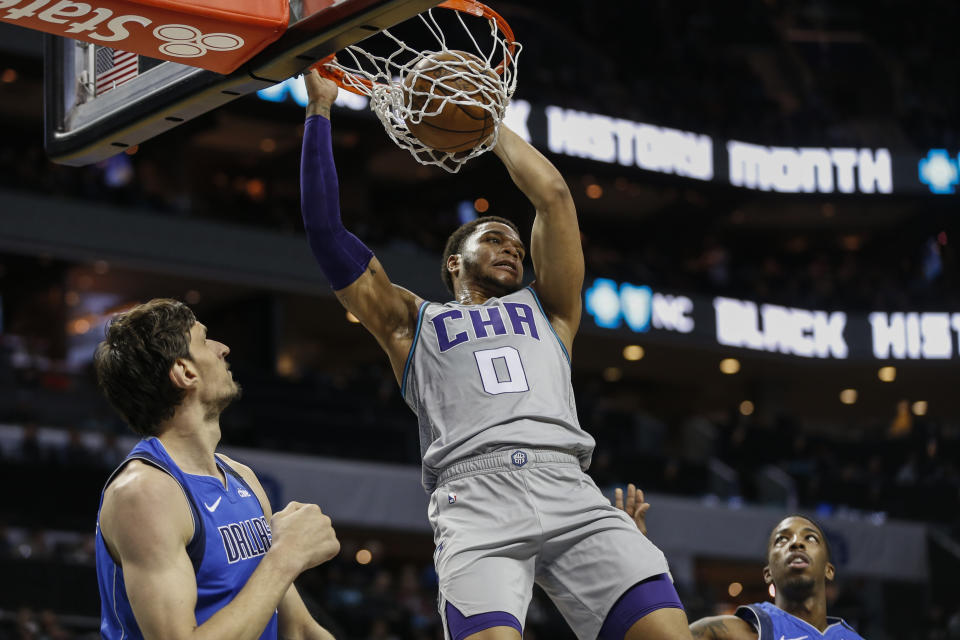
[584,223,956,312]
[2,320,959,638]
[0,415,957,639]
[2,1,960,636]
[2,1,959,314]
[3,339,959,531]
[1,129,955,313]
[0,608,85,640]
[544,0,960,149]
[2,279,959,635]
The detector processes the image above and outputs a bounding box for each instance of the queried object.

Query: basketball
[402,51,499,153]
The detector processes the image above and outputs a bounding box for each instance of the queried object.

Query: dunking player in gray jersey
[300,70,692,640]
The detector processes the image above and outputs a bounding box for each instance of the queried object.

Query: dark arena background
[1,1,959,638]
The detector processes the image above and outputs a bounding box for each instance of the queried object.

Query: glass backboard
[44,0,441,166]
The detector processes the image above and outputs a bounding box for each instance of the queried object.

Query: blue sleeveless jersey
[736,602,866,640]
[95,438,278,640]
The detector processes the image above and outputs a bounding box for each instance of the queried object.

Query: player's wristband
[300,115,374,290]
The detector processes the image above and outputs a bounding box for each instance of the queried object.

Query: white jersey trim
[526,286,571,365]
[400,300,429,398]
[111,565,126,640]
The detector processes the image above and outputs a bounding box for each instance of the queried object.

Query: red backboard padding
[0,0,289,74]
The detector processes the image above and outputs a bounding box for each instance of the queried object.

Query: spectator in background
[16,607,40,640]
[15,423,44,464]
[60,428,92,467]
[889,400,912,438]
[37,610,70,640]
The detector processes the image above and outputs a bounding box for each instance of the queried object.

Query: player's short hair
[440,215,520,294]
[94,299,196,437]
[768,513,833,565]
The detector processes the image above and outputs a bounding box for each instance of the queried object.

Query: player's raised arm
[301,70,423,381]
[492,125,584,353]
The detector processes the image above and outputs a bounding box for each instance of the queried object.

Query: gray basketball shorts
[428,448,671,640]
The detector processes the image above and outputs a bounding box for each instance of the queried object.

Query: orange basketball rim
[314,0,518,96]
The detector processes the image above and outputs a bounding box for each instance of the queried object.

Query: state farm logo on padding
[0,1,242,58]
[154,24,244,58]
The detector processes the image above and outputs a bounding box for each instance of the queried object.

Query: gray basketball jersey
[401,286,596,490]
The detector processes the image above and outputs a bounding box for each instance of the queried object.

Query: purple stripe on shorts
[445,602,521,640]
[598,573,684,640]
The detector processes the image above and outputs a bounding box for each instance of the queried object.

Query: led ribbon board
[584,278,960,361]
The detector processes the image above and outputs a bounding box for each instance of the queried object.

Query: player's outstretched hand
[269,501,341,574]
[614,484,650,536]
[304,69,339,117]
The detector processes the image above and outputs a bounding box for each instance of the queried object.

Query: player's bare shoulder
[102,459,183,514]
[690,615,758,640]
[99,460,193,557]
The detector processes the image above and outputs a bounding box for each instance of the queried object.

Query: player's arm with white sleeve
[98,461,340,640]
[492,125,584,355]
[301,69,424,383]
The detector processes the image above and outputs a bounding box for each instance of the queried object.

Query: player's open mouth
[786,553,810,568]
[493,261,517,274]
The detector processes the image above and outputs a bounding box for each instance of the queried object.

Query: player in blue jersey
[299,69,692,640]
[93,298,341,640]
[691,514,865,640]
[615,493,865,640]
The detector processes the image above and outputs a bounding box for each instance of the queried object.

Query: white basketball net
[322,4,520,173]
